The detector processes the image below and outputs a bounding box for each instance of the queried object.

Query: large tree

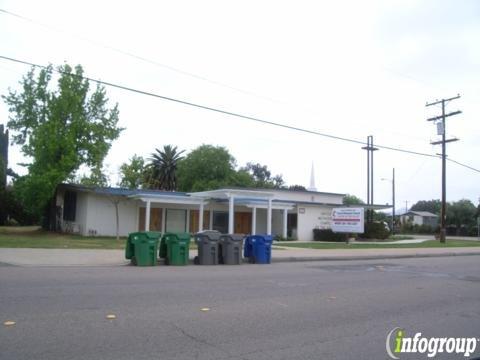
[145,145,184,191]
[241,162,285,189]
[177,145,254,192]
[3,64,122,215]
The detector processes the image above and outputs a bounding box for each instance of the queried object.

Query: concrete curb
[1,249,480,267]
[270,251,480,263]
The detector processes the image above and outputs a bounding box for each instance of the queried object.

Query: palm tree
[147,145,185,191]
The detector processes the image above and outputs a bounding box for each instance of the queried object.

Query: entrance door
[138,207,162,231]
[235,212,252,234]
[189,210,210,233]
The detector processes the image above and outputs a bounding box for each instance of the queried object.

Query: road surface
[1,257,479,359]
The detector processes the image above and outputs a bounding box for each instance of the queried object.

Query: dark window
[212,211,228,234]
[63,191,77,221]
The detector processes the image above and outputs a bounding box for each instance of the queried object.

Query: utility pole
[392,168,395,234]
[426,95,461,243]
[362,135,378,223]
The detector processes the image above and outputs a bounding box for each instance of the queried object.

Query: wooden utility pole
[362,135,378,223]
[426,95,461,243]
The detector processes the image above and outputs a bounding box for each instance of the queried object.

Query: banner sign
[331,208,364,233]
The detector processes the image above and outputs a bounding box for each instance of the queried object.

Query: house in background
[399,211,439,228]
[54,184,389,241]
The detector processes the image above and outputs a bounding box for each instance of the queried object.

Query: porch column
[161,207,166,233]
[209,209,213,230]
[145,200,151,231]
[228,195,235,234]
[251,207,257,235]
[186,209,190,233]
[267,198,272,235]
[282,209,288,238]
[199,202,204,232]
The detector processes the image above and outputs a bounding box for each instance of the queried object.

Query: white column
[199,202,204,232]
[267,198,272,235]
[161,207,166,233]
[209,209,213,230]
[145,200,151,231]
[186,209,190,233]
[282,209,288,238]
[228,195,235,234]
[252,207,257,235]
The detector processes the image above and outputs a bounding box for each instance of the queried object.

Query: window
[63,191,77,221]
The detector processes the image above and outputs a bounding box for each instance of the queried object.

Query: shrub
[359,222,389,240]
[313,229,348,242]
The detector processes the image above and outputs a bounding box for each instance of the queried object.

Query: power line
[1,54,479,174]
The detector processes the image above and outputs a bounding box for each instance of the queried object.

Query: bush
[359,222,389,240]
[313,229,348,242]
[400,223,437,235]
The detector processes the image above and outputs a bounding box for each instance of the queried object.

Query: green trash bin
[161,232,191,266]
[127,232,161,266]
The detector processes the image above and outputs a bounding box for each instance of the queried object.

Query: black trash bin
[194,230,221,265]
[219,234,244,265]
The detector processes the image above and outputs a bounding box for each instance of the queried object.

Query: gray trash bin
[194,230,221,265]
[219,234,244,265]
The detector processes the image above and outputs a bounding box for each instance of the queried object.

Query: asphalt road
[1,257,479,360]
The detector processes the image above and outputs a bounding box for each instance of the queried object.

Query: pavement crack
[169,322,232,358]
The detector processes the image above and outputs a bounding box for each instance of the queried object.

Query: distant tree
[241,162,284,189]
[447,199,477,228]
[78,166,109,187]
[229,169,255,188]
[119,155,145,189]
[411,200,441,215]
[177,145,237,192]
[3,63,122,216]
[288,185,307,191]
[146,145,185,191]
[343,194,364,205]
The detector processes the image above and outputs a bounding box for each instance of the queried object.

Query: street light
[381,168,395,235]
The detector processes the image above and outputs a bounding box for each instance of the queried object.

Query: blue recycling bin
[246,235,273,264]
[243,236,254,259]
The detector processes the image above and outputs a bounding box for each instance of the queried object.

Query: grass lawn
[279,240,480,250]
[0,227,198,250]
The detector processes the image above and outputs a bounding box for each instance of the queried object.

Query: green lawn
[0,227,198,250]
[279,240,480,250]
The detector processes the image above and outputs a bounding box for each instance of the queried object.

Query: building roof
[58,183,189,197]
[406,211,439,218]
[59,184,375,209]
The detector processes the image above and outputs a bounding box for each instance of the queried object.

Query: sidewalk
[1,246,480,266]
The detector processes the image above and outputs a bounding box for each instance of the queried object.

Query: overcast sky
[0,0,479,210]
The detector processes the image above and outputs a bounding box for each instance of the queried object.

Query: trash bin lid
[162,232,191,244]
[195,230,221,241]
[220,234,245,242]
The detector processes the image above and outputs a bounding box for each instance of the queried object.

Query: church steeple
[308,162,317,191]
